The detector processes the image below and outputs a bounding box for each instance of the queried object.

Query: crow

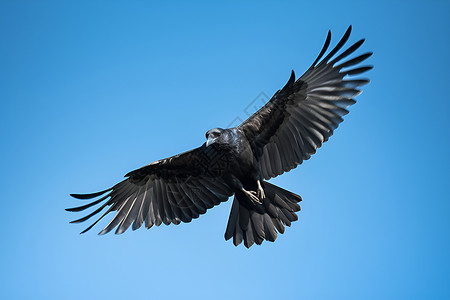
[67,26,372,248]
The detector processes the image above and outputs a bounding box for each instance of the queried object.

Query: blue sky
[1,1,449,299]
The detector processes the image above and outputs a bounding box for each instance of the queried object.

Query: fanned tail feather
[224,181,301,248]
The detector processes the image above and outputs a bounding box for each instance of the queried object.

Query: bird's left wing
[239,26,372,180]
[67,144,233,235]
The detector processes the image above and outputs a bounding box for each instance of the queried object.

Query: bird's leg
[256,180,265,201]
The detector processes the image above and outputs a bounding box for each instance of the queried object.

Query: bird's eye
[206,131,221,138]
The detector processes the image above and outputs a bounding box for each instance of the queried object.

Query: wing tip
[281,69,296,91]
[80,225,93,234]
[70,193,84,199]
[115,227,127,235]
[70,188,112,200]
[310,29,332,69]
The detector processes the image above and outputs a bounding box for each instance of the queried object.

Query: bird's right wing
[67,144,233,235]
[239,26,372,179]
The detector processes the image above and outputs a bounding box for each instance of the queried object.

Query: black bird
[67,26,372,248]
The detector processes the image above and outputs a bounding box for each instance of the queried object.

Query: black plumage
[67,26,372,248]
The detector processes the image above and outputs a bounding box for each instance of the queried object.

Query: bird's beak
[206,136,215,147]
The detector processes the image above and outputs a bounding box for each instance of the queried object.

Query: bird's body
[68,26,372,247]
[207,128,259,189]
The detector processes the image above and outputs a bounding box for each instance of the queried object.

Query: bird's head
[205,128,227,147]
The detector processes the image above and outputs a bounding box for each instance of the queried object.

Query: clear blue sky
[1,1,449,299]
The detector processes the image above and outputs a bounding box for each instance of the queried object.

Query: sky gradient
[1,1,449,299]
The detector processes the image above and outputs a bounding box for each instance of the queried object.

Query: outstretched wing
[239,26,372,180]
[67,144,233,235]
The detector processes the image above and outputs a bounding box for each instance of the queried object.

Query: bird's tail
[224,181,302,248]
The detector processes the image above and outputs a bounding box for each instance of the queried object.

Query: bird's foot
[242,189,263,205]
[242,181,265,205]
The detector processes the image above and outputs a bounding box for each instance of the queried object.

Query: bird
[67,26,372,248]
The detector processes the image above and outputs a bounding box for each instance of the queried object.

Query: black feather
[309,30,331,69]
[319,25,352,66]
[70,188,112,200]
